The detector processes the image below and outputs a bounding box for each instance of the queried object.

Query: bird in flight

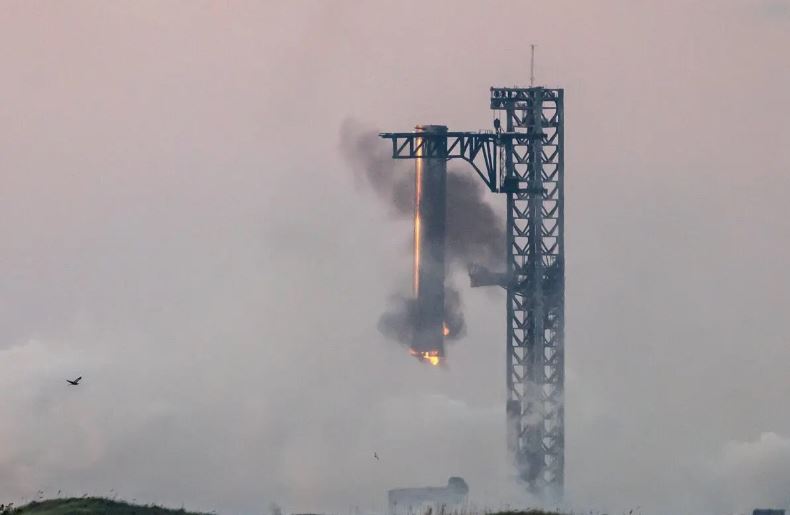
[66,376,82,386]
[374,452,380,461]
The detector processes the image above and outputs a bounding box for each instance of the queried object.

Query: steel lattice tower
[380,86,565,497]
[492,87,565,496]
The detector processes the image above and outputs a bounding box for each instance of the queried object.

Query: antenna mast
[530,44,536,87]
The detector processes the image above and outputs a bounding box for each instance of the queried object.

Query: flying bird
[374,452,380,461]
[66,376,82,386]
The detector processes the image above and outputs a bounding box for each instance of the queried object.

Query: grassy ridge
[4,497,209,515]
[3,498,566,515]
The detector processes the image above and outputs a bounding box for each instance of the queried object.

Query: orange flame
[410,349,441,366]
[443,323,450,337]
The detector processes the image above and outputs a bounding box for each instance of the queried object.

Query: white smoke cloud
[706,433,790,514]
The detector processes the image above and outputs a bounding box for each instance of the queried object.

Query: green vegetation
[2,497,210,515]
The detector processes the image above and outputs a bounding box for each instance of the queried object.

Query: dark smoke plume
[442,286,466,339]
[340,119,502,348]
[376,294,418,346]
[340,119,414,219]
[445,171,504,269]
[377,285,467,348]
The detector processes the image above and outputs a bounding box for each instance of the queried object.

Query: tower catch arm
[379,132,499,191]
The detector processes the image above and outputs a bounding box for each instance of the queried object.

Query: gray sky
[1,1,789,514]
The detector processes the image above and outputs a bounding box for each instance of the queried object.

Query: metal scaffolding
[380,86,565,497]
[492,87,565,496]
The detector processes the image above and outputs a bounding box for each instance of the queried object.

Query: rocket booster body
[412,125,448,359]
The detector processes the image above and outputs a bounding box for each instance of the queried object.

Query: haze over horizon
[1,1,789,514]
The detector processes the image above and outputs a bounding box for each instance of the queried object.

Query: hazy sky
[1,1,789,514]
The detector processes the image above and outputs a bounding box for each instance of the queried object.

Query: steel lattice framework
[492,87,565,496]
[380,86,565,498]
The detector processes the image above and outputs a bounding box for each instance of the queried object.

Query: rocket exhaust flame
[410,348,441,366]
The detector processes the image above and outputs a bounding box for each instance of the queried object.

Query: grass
[1,497,210,515]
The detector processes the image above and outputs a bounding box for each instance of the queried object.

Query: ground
[1,498,210,515]
[2,499,568,515]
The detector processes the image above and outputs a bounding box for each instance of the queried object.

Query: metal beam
[379,131,499,191]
